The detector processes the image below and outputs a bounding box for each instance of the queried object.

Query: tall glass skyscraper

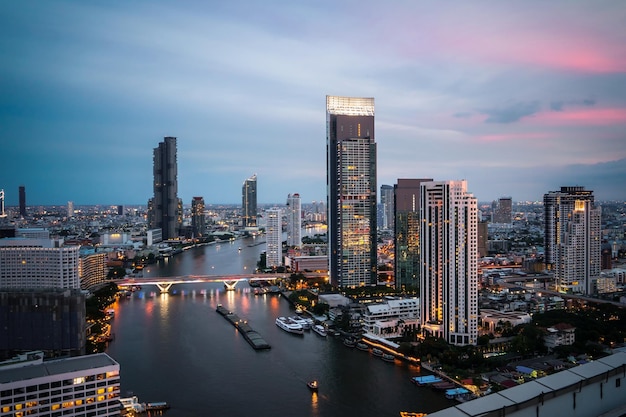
[420,180,478,346]
[326,95,377,288]
[191,196,205,238]
[394,178,432,291]
[266,208,282,267]
[242,174,257,228]
[286,193,302,248]
[380,184,394,231]
[148,136,181,240]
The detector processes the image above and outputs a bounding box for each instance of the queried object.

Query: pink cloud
[532,107,626,126]
[474,132,554,143]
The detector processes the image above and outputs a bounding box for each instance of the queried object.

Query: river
[106,233,455,416]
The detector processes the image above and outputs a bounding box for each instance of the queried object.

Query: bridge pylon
[223,280,239,291]
[155,282,174,293]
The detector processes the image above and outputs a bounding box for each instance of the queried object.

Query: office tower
[477,221,489,258]
[266,208,282,268]
[242,174,257,228]
[394,178,432,291]
[493,197,512,223]
[286,193,302,248]
[0,239,80,289]
[18,185,26,217]
[117,205,124,215]
[544,186,600,294]
[420,180,478,346]
[191,196,206,238]
[380,184,394,231]
[326,95,377,288]
[0,289,86,359]
[0,352,120,414]
[67,201,74,217]
[148,136,180,240]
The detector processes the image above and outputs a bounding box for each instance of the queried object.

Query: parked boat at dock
[276,316,304,335]
[356,342,369,351]
[411,375,443,385]
[372,348,383,357]
[312,324,327,337]
[381,353,395,362]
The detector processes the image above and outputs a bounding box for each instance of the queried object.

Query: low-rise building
[544,323,576,351]
[362,297,420,338]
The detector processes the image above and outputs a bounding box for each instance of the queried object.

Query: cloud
[480,101,542,123]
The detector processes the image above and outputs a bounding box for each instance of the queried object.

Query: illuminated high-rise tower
[286,193,302,248]
[191,196,206,238]
[544,186,600,294]
[420,180,478,346]
[242,174,257,229]
[380,184,394,231]
[326,95,377,288]
[148,136,181,240]
[266,208,282,268]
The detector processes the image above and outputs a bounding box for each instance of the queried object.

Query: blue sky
[1,1,625,206]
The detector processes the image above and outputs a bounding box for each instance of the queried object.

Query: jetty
[216,304,271,350]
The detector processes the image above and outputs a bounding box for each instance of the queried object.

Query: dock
[216,304,271,350]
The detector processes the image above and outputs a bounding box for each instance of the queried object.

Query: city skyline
[2,1,625,206]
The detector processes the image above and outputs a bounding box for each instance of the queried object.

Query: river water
[106,234,455,417]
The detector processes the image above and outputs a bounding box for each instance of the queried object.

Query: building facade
[394,178,432,291]
[191,196,205,238]
[242,174,257,229]
[265,208,282,268]
[492,196,512,223]
[79,252,107,291]
[380,184,394,231]
[148,136,181,240]
[18,185,26,217]
[0,239,80,289]
[286,193,302,248]
[326,95,377,288]
[420,180,478,346]
[0,352,120,416]
[543,186,600,294]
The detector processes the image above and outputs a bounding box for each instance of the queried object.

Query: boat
[276,317,304,335]
[312,324,327,337]
[289,316,311,330]
[372,348,383,357]
[307,380,319,391]
[411,375,443,385]
[343,338,356,347]
[445,387,470,399]
[381,353,395,362]
[432,381,456,390]
[146,401,170,411]
[356,342,369,351]
[295,307,303,314]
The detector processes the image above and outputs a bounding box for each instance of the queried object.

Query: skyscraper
[266,208,282,268]
[242,174,257,229]
[544,186,601,294]
[326,95,377,288]
[420,180,478,346]
[380,184,394,231]
[286,193,302,248]
[67,201,74,218]
[493,196,512,223]
[394,178,432,291]
[191,196,206,238]
[148,136,181,240]
[18,185,26,217]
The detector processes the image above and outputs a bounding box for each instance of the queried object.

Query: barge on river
[216,304,271,350]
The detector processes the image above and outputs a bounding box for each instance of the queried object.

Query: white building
[362,297,420,338]
[543,323,576,351]
[0,239,80,289]
[265,208,282,268]
[0,352,121,416]
[420,180,478,346]
[286,193,302,248]
[480,309,532,333]
[16,228,50,239]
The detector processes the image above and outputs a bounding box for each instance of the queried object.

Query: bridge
[115,274,285,293]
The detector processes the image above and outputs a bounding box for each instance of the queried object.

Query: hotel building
[148,136,181,240]
[265,208,282,268]
[326,95,377,288]
[420,180,478,346]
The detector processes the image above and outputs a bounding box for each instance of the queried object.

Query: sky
[1,1,625,206]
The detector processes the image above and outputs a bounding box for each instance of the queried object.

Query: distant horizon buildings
[420,180,478,346]
[147,136,181,240]
[544,186,601,294]
[242,174,257,229]
[286,193,302,248]
[326,95,377,288]
[394,178,432,291]
[265,207,282,268]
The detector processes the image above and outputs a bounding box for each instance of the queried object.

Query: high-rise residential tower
[266,208,282,268]
[18,185,26,217]
[242,174,257,228]
[286,193,302,248]
[420,180,478,346]
[380,184,394,231]
[191,196,206,238]
[67,201,74,218]
[544,186,601,294]
[394,178,432,291]
[148,136,181,240]
[326,95,377,288]
[493,196,513,223]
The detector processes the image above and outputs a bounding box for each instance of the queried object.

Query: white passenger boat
[289,316,311,330]
[312,324,327,337]
[276,316,304,335]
